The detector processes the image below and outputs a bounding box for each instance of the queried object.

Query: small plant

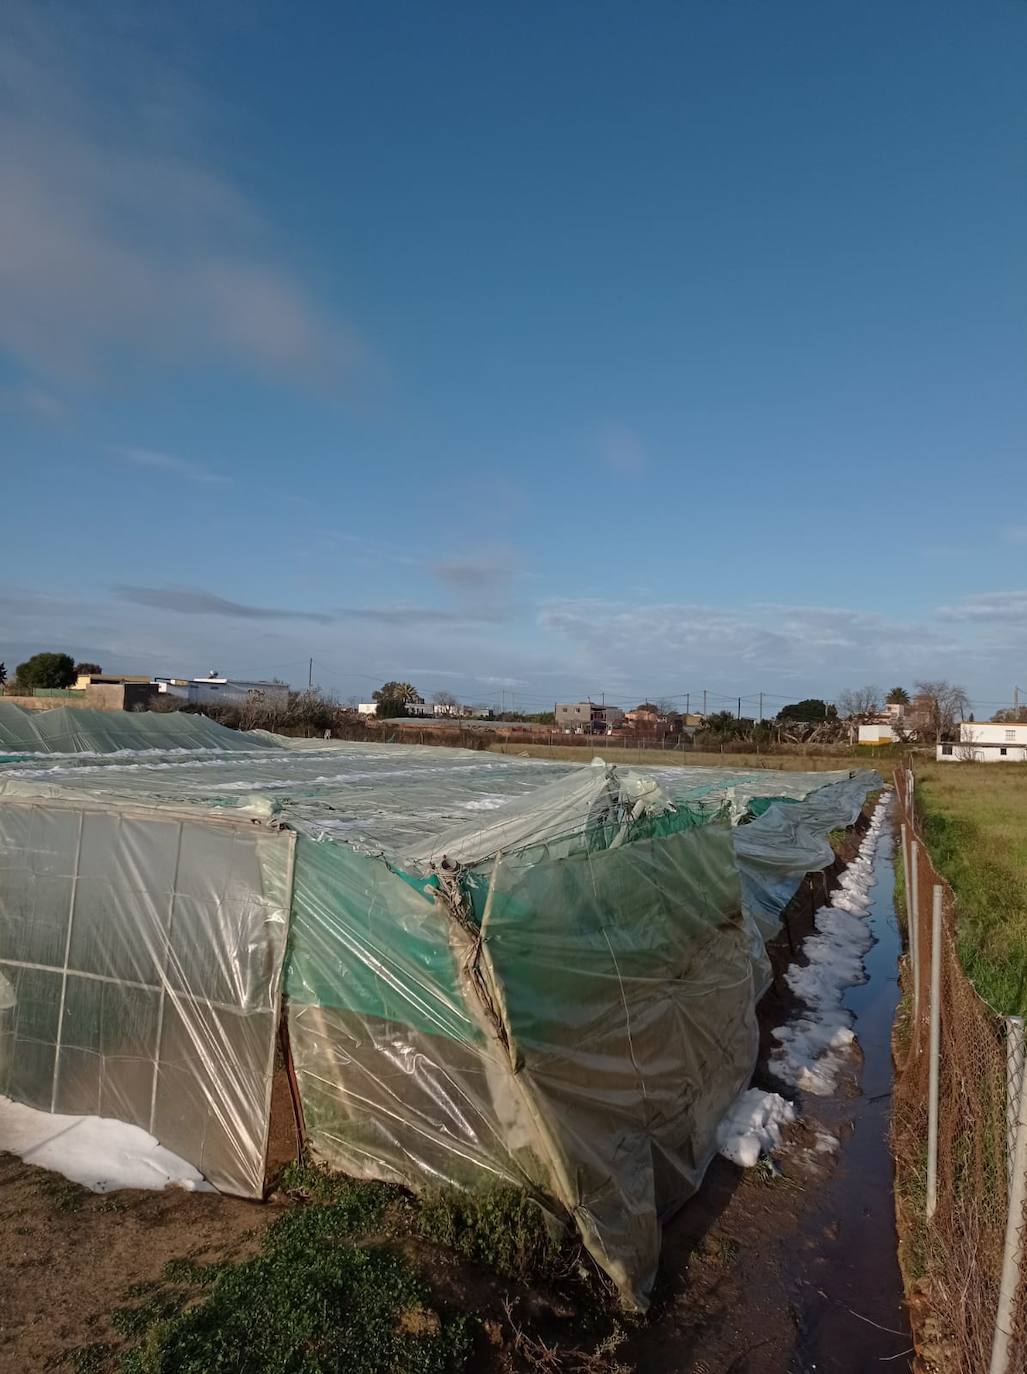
[415,1184,568,1282]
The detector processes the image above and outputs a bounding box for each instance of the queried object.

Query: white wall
[858,723,896,744]
[937,741,1027,763]
[959,721,1027,745]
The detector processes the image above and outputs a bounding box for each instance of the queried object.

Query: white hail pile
[718,792,889,1166]
[771,794,889,1095]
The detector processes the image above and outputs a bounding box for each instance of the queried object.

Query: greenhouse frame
[0,702,878,1306]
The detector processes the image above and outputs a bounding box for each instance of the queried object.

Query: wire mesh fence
[892,768,1027,1373]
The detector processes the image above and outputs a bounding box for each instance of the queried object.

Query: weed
[47,1344,118,1374]
[111,1293,185,1339]
[35,1175,89,1213]
[415,1184,567,1282]
[107,1204,470,1374]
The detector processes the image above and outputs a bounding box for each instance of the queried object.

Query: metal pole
[1007,1016,1025,1195]
[990,1040,1027,1374]
[910,838,921,1031]
[900,821,914,989]
[926,884,943,1220]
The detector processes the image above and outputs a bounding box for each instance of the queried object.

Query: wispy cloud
[0,382,66,419]
[114,585,334,624]
[335,605,512,628]
[937,591,1027,622]
[432,555,516,594]
[538,598,957,691]
[0,4,367,386]
[113,445,232,485]
[598,425,648,476]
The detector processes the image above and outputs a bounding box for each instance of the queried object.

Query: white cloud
[937,591,1027,622]
[0,5,365,386]
[538,598,959,694]
[113,446,232,485]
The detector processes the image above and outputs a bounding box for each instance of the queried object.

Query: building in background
[937,721,1027,762]
[555,701,626,734]
[154,673,289,710]
[858,722,896,746]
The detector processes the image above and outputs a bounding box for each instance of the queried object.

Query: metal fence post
[990,1038,1027,1374]
[1007,1016,1026,1196]
[910,838,921,1031]
[926,884,943,1221]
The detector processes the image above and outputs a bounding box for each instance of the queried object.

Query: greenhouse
[0,705,878,1306]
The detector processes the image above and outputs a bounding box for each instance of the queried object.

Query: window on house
[1005,729,1016,742]
[1001,748,1008,756]
[942,744,953,755]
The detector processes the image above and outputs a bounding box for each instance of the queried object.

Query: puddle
[789,809,913,1372]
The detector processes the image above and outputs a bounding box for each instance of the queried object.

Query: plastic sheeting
[0,726,880,1304]
[734,770,881,945]
[285,802,756,1308]
[0,799,292,1196]
[0,703,272,757]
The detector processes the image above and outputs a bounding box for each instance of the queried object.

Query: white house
[936,721,1027,763]
[357,703,378,717]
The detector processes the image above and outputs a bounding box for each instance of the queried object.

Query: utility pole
[1016,686,1021,712]
[308,658,313,689]
[759,691,763,723]
[685,692,690,716]
[702,688,707,717]
[737,696,741,719]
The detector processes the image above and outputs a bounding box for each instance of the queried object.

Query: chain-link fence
[892,768,1027,1373]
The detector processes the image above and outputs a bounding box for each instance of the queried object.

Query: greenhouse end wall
[0,797,293,1197]
[285,813,757,1307]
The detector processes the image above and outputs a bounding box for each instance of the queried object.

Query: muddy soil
[0,809,910,1374]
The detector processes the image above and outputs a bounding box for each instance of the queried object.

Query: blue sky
[2,0,1025,716]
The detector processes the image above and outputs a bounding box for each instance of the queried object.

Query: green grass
[414,1185,566,1282]
[80,1168,582,1374]
[914,761,1027,1014]
[101,1198,470,1374]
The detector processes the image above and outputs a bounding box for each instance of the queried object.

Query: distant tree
[837,685,882,722]
[776,698,836,723]
[632,702,661,713]
[432,690,459,712]
[992,707,1027,724]
[654,698,677,715]
[74,662,103,676]
[886,686,910,705]
[0,662,6,688]
[913,679,971,742]
[15,652,76,690]
[373,680,419,719]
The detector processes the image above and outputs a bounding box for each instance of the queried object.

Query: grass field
[914,761,1027,1016]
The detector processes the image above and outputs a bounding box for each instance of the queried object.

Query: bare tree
[913,679,970,743]
[836,685,882,722]
[432,690,459,709]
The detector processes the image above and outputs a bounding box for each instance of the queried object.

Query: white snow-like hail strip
[770,794,889,1096]
[718,791,890,1165]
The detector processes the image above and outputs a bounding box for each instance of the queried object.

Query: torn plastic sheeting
[285,801,757,1310]
[733,770,881,946]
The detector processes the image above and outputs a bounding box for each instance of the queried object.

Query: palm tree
[886,686,910,705]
